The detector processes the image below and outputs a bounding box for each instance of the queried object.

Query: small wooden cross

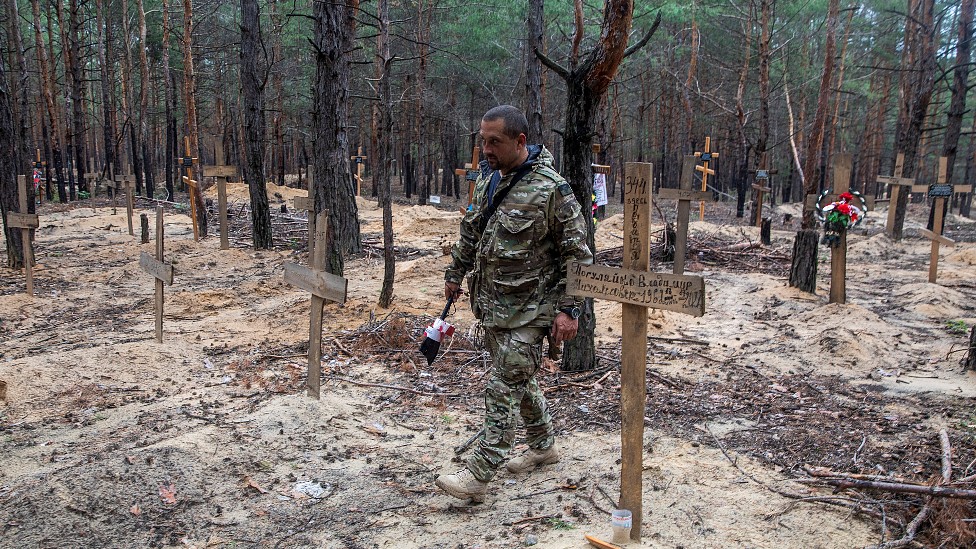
[282,209,348,399]
[454,145,480,214]
[83,158,100,205]
[182,136,200,242]
[139,206,175,342]
[657,155,711,275]
[294,173,318,258]
[203,142,239,250]
[350,146,368,196]
[749,155,778,227]
[920,157,956,284]
[566,162,705,541]
[33,149,44,206]
[694,137,719,221]
[7,175,40,296]
[113,172,136,236]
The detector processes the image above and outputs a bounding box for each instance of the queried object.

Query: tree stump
[789,229,819,293]
[760,217,771,246]
[140,213,150,244]
[965,326,976,372]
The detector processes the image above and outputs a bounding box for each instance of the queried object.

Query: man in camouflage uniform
[435,105,593,502]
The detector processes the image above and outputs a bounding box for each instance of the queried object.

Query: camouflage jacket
[445,145,593,330]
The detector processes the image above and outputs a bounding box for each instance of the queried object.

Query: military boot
[506,446,560,473]
[435,468,487,502]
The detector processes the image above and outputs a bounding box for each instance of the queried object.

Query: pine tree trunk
[137,0,154,199]
[0,38,26,268]
[312,0,361,274]
[95,0,116,181]
[161,0,174,198]
[182,0,207,235]
[5,0,33,176]
[941,0,973,208]
[67,0,85,198]
[526,0,545,144]
[241,0,273,249]
[376,0,395,308]
[788,230,819,293]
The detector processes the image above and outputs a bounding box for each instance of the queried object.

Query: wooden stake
[828,154,853,304]
[351,146,368,196]
[922,157,956,283]
[183,136,200,241]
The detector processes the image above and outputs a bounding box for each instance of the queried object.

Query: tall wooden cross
[749,155,778,228]
[875,153,915,237]
[920,157,956,284]
[203,142,239,250]
[658,155,711,274]
[7,176,40,296]
[283,209,348,399]
[181,136,200,242]
[694,137,719,221]
[567,162,705,542]
[455,145,480,214]
[84,157,100,209]
[351,146,368,196]
[113,172,136,236]
[139,206,175,342]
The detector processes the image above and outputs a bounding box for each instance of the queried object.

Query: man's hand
[551,312,579,343]
[445,282,462,301]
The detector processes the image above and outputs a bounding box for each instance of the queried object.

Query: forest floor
[1,182,976,549]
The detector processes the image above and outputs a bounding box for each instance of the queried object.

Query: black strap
[479,164,534,228]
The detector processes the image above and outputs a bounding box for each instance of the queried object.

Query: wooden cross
[203,141,239,250]
[875,154,915,237]
[283,209,348,399]
[182,136,200,242]
[455,145,480,214]
[567,162,705,542]
[658,155,711,274]
[294,173,318,258]
[920,157,956,284]
[84,158,100,207]
[139,206,175,342]
[113,172,136,236]
[694,137,719,221]
[826,154,854,304]
[749,155,778,227]
[350,146,367,196]
[33,149,44,206]
[7,176,40,296]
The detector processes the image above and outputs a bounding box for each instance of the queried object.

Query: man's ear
[517,133,527,147]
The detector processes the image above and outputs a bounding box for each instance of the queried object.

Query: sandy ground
[1,185,975,548]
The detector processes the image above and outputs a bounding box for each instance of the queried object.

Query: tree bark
[312,0,361,274]
[95,0,117,182]
[137,0,154,199]
[0,36,26,268]
[892,0,937,240]
[161,0,175,199]
[526,0,545,144]
[376,0,395,308]
[67,0,85,198]
[543,1,659,371]
[5,0,33,177]
[241,0,273,249]
[182,0,207,235]
[789,0,839,292]
[31,0,67,203]
[940,0,973,212]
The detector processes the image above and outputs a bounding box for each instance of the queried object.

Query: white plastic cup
[611,509,633,544]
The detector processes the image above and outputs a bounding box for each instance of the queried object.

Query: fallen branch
[332,376,460,398]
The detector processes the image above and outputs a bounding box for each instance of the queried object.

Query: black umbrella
[419,296,455,365]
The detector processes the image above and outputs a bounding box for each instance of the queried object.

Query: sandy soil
[1,186,975,548]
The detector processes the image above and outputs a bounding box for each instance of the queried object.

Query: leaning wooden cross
[455,145,480,214]
[139,206,175,342]
[283,210,348,399]
[694,137,719,221]
[181,137,200,242]
[920,157,956,284]
[7,176,40,296]
[350,146,368,196]
[567,162,705,542]
[203,141,239,250]
[113,172,136,236]
[659,155,711,274]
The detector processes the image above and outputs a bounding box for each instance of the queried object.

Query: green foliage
[543,517,576,530]
[945,320,969,335]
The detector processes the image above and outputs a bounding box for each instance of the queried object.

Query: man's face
[480,118,526,174]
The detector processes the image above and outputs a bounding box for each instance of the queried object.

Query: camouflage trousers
[466,326,554,482]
